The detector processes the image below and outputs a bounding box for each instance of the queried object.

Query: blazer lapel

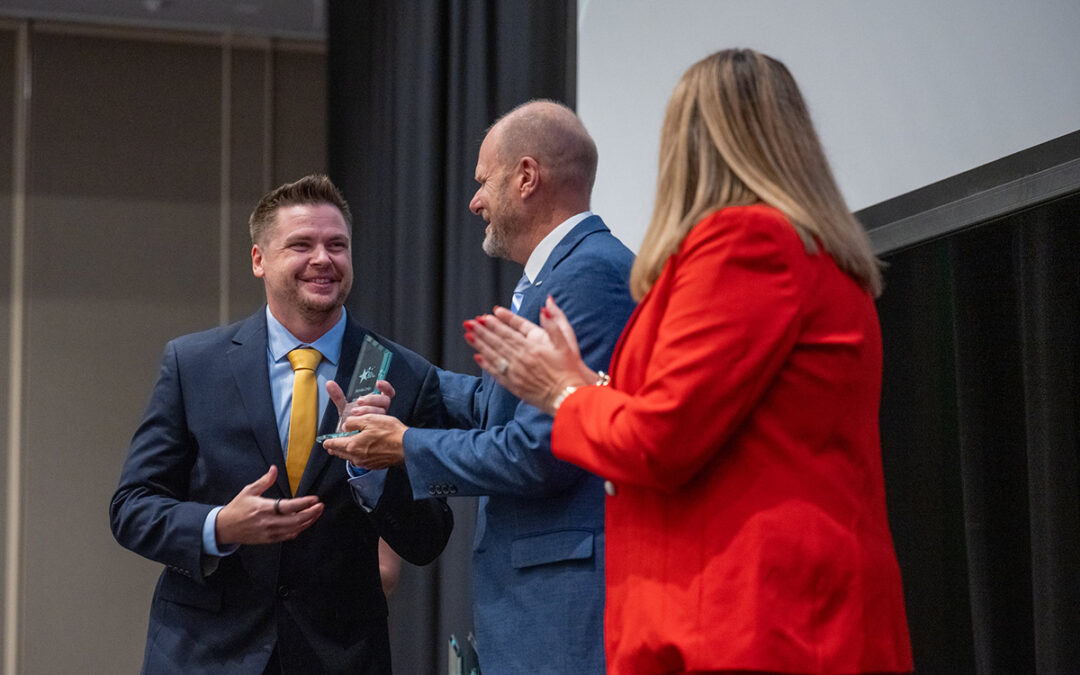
[228,311,292,497]
[519,215,609,317]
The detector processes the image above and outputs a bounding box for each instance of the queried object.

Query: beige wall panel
[228,47,272,322]
[0,27,15,673]
[272,50,327,184]
[21,33,221,673]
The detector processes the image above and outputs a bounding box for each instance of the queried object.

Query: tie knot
[514,274,532,294]
[287,347,322,372]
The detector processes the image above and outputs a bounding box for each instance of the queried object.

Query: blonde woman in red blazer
[464,49,913,675]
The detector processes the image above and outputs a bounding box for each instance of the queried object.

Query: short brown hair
[248,174,352,245]
[631,49,883,299]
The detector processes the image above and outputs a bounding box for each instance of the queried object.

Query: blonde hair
[630,49,883,300]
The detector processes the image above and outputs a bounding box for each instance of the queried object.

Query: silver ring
[273,498,282,516]
[496,358,509,374]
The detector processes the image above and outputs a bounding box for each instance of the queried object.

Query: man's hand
[322,414,407,470]
[327,379,396,424]
[215,465,324,546]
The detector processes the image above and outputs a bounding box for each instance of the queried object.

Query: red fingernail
[541,307,551,318]
[464,332,475,343]
[476,316,486,326]
[473,354,483,365]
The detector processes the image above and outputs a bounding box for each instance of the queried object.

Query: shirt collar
[265,306,346,366]
[522,211,592,282]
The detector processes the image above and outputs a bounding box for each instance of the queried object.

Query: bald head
[488,100,598,204]
[469,101,600,264]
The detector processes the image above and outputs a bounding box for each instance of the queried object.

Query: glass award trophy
[316,335,392,444]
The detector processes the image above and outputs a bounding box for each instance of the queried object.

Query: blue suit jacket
[110,310,453,675]
[402,216,636,674]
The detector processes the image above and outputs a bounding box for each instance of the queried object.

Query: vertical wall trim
[263,43,274,191]
[219,37,232,325]
[4,21,29,675]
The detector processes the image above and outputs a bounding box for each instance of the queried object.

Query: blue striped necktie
[511,273,531,314]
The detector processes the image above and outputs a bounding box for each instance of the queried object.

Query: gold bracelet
[551,385,578,412]
[553,371,610,412]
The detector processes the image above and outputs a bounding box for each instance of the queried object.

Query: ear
[252,244,265,278]
[517,156,540,199]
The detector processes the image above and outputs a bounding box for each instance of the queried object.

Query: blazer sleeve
[403,399,569,498]
[369,465,454,565]
[418,367,485,430]
[109,340,216,582]
[553,210,808,492]
[402,253,634,498]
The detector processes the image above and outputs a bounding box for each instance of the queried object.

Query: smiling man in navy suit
[323,101,637,674]
[110,175,453,674]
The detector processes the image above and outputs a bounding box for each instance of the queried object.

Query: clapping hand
[464,295,597,415]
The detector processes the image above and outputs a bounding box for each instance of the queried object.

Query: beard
[482,221,513,259]
[481,191,520,261]
[291,273,352,321]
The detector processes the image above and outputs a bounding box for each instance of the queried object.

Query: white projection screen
[576,0,1080,251]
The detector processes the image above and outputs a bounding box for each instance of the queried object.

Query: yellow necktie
[286,348,322,495]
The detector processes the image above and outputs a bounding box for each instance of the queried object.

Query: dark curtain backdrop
[326,2,574,673]
[877,191,1080,673]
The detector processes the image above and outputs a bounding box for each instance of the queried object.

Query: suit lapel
[518,215,609,318]
[493,216,610,420]
[228,311,292,497]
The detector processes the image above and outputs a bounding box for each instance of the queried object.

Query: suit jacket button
[604,480,617,497]
[277,585,290,598]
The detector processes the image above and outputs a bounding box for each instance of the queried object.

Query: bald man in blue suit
[324,101,636,674]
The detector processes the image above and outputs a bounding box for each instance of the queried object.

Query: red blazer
[552,205,913,674]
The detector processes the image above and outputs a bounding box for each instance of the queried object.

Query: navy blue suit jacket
[110,310,453,674]
[401,216,636,674]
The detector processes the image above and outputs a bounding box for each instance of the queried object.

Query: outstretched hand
[322,414,407,469]
[465,295,597,415]
[322,378,405,470]
[215,465,324,546]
